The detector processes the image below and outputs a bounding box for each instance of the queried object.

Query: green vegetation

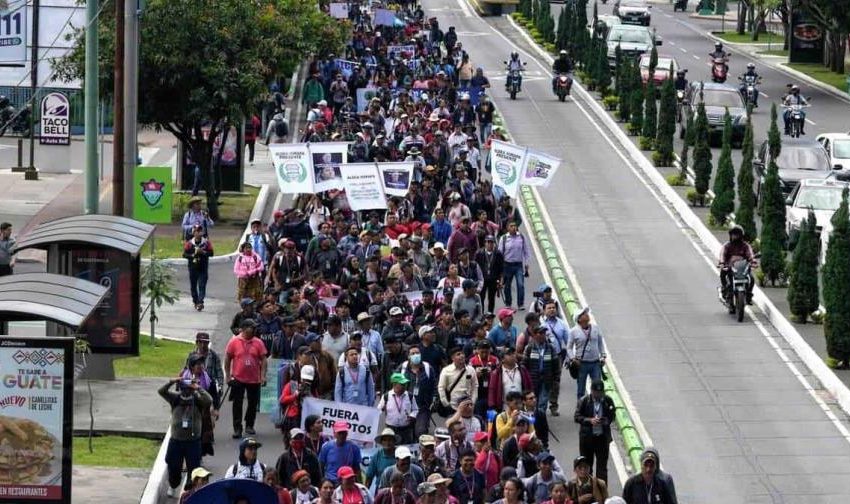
[758,49,788,57]
[823,188,850,367]
[654,63,676,168]
[714,31,782,44]
[787,63,848,92]
[788,209,821,323]
[617,49,632,122]
[114,336,193,378]
[692,102,713,202]
[74,435,161,469]
[641,80,658,148]
[710,111,735,225]
[736,119,758,241]
[759,106,787,285]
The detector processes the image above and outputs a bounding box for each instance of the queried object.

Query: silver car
[614,0,651,26]
[785,178,848,250]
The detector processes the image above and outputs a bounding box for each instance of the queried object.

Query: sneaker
[166,486,177,498]
[245,427,256,436]
[550,409,560,417]
[232,429,242,439]
[518,306,526,311]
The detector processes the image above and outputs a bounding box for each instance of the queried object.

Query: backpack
[275,120,289,139]
[400,360,432,381]
[231,461,266,478]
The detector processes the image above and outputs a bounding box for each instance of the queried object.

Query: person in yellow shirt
[494,391,535,448]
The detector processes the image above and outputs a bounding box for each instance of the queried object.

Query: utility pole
[84,0,99,214]
[25,0,39,181]
[113,0,125,215]
[123,0,139,218]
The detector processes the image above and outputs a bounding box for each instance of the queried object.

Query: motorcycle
[673,0,687,11]
[785,103,808,138]
[739,74,761,108]
[718,258,754,322]
[710,57,728,83]
[675,89,685,123]
[503,60,526,100]
[555,73,573,102]
[0,104,31,138]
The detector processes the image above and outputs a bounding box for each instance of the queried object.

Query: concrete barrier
[139,427,172,504]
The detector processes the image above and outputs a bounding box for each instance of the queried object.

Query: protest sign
[270,144,314,194]
[356,87,380,112]
[377,162,414,197]
[340,163,387,211]
[387,45,416,60]
[260,359,293,414]
[521,149,562,188]
[312,142,349,192]
[329,2,350,18]
[374,8,396,26]
[490,139,527,198]
[334,59,357,79]
[300,398,382,447]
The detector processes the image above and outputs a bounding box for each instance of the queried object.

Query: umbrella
[186,479,278,504]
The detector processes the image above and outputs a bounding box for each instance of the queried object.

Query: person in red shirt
[245,115,261,164]
[473,432,502,489]
[224,319,268,439]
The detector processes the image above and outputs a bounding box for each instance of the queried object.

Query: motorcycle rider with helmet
[673,69,688,91]
[782,84,809,135]
[738,62,761,107]
[551,50,574,95]
[505,52,524,92]
[708,42,729,72]
[718,226,756,304]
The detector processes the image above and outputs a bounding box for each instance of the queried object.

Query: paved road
[434,0,850,501]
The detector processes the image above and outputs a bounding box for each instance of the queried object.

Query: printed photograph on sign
[314,152,342,183]
[382,169,409,190]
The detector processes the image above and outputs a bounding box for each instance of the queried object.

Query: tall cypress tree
[617,51,631,122]
[684,111,696,147]
[710,110,736,225]
[736,119,757,241]
[823,188,850,366]
[768,103,781,160]
[654,64,676,166]
[596,42,611,94]
[556,7,569,50]
[693,102,712,198]
[759,157,787,285]
[642,80,657,145]
[788,209,820,323]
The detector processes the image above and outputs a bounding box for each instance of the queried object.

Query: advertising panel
[133,166,172,224]
[0,4,26,65]
[789,11,825,64]
[0,336,73,504]
[39,93,71,146]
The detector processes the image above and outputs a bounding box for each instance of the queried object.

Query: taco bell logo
[39,92,71,146]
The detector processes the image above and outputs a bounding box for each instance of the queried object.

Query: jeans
[579,434,610,484]
[502,262,525,308]
[550,356,564,411]
[414,407,432,439]
[577,361,602,400]
[479,122,492,146]
[191,165,203,196]
[231,381,261,432]
[164,438,202,490]
[0,264,12,277]
[188,266,208,305]
[534,380,552,413]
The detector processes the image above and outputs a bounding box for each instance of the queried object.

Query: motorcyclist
[673,69,688,91]
[738,62,761,107]
[782,84,809,135]
[708,42,729,73]
[551,50,574,95]
[718,226,756,304]
[505,52,524,92]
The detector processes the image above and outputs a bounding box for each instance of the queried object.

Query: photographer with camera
[158,374,212,497]
[183,224,214,311]
[280,364,319,445]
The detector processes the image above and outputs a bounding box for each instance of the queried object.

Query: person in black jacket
[574,380,615,484]
[622,451,675,504]
[474,235,504,313]
[275,428,322,490]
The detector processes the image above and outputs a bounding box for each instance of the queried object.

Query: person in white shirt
[437,348,478,414]
[378,372,419,444]
[224,437,266,481]
[321,315,349,362]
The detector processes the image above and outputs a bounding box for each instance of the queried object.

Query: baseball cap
[419,434,436,447]
[337,466,355,480]
[473,431,490,443]
[289,428,306,439]
[574,455,591,468]
[240,298,254,307]
[536,452,556,464]
[418,482,437,495]
[391,372,410,385]
[418,324,435,338]
[191,467,212,480]
[240,318,257,329]
[389,306,404,316]
[395,446,413,459]
[497,307,515,321]
[333,421,350,433]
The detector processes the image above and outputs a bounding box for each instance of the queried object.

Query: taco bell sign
[40,93,71,146]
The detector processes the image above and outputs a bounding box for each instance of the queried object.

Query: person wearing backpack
[400,344,437,437]
[245,114,260,164]
[224,437,266,481]
[378,373,419,444]
[266,110,289,145]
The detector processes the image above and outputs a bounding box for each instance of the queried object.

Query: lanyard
[504,367,518,384]
[393,393,405,413]
[463,473,475,499]
[348,367,360,384]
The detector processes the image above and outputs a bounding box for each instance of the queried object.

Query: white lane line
[679,47,687,53]
[806,118,817,125]
[668,40,676,46]
[760,92,769,98]
[663,13,673,18]
[693,54,700,60]
[455,0,472,17]
[500,8,850,448]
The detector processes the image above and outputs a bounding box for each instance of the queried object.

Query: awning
[0,273,109,329]
[13,215,155,256]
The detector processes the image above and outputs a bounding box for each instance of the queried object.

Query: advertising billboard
[789,11,825,64]
[39,93,71,146]
[0,336,73,504]
[133,166,173,224]
[0,3,26,65]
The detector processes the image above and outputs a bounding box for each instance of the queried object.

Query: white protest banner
[377,162,414,197]
[374,8,396,26]
[387,44,416,59]
[312,142,349,192]
[356,87,380,113]
[521,149,562,188]
[0,3,26,64]
[270,144,314,194]
[341,163,387,211]
[334,59,357,79]
[300,397,382,447]
[490,139,527,199]
[329,2,350,18]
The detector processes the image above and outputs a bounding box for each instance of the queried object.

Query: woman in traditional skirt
[234,241,265,302]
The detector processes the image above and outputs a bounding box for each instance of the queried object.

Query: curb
[139,426,172,504]
[142,183,272,266]
[506,12,850,424]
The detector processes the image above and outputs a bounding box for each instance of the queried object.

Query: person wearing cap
[447,216,478,263]
[419,323,448,375]
[381,305,415,348]
[488,349,533,414]
[268,238,306,303]
[304,330,336,399]
[448,449,486,504]
[182,223,214,311]
[224,437,266,481]
[574,380,615,485]
[522,452,567,503]
[234,241,265,302]
[428,241,450,287]
[353,312,384,365]
[567,456,608,504]
[488,308,518,354]
[246,218,273,265]
[159,374,212,497]
[224,318,268,438]
[437,346,478,415]
[230,298,257,335]
[188,332,224,403]
[539,299,569,416]
[475,234,505,313]
[418,481,439,504]
[523,326,558,414]
[366,428,401,488]
[290,469,320,504]
[498,221,530,310]
[378,372,418,443]
[319,422,363,484]
[472,431,502,489]
[333,466,372,504]
[456,247,484,293]
[280,362,319,439]
[399,344,438,437]
[452,278,483,323]
[335,346,376,407]
[416,435,447,478]
[275,428,322,489]
[378,445,427,495]
[181,196,214,240]
[531,284,562,317]
[177,466,211,503]
[566,307,606,401]
[181,352,219,456]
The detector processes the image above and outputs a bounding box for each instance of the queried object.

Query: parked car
[639,54,679,85]
[679,81,748,144]
[816,133,850,170]
[614,0,652,26]
[785,178,848,250]
[753,138,834,206]
[606,25,661,67]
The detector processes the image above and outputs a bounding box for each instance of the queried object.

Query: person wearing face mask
[276,428,322,489]
[399,344,438,437]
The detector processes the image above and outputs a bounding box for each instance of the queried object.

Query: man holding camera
[224,319,268,439]
[158,375,213,497]
[183,224,214,311]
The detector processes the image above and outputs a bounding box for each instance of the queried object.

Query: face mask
[291,439,306,451]
[410,354,422,365]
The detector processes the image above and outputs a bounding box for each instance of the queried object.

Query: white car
[785,179,848,260]
[816,133,850,170]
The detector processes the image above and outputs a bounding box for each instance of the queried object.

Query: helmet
[510,51,519,60]
[729,225,744,238]
[676,69,686,76]
[791,84,800,92]
[747,62,755,70]
[714,42,723,50]
[559,50,567,56]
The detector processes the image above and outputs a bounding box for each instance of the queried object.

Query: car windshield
[702,90,742,108]
[832,139,850,159]
[641,57,674,70]
[610,29,650,44]
[777,146,830,171]
[795,186,845,210]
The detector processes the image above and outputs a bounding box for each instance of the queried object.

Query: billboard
[39,93,71,146]
[66,247,140,355]
[789,11,825,64]
[179,122,243,192]
[133,166,172,224]
[0,336,73,504]
[0,3,26,65]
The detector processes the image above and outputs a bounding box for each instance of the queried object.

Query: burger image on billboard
[39,93,71,146]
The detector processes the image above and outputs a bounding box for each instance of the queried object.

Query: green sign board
[133,166,172,223]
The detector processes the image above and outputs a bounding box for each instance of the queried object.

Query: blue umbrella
[186,479,278,504]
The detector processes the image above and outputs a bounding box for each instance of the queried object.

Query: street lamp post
[84,0,99,214]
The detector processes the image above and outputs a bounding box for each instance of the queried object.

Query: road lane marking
[693,54,700,60]
[760,92,769,98]
[679,47,687,53]
[668,40,676,46]
[663,13,673,18]
[806,118,817,125]
[454,0,472,17]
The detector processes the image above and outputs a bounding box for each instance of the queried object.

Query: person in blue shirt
[430,208,453,245]
[366,428,400,489]
[335,347,376,406]
[247,219,272,264]
[487,308,518,354]
[318,421,362,484]
[539,300,569,417]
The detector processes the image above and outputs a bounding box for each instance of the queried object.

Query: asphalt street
[430,0,850,501]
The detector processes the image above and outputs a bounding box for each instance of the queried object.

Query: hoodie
[645,447,678,504]
[224,439,265,481]
[622,447,677,504]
